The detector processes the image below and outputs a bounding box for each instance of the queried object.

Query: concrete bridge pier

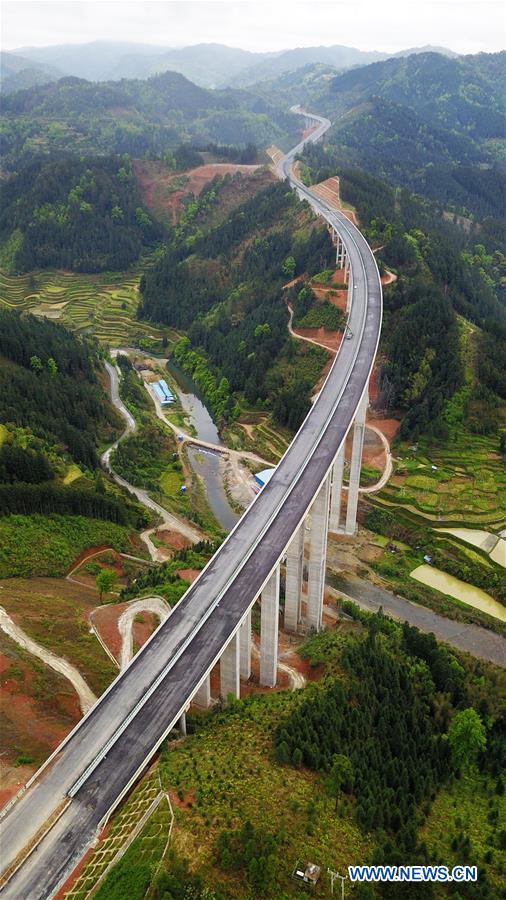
[329,446,345,534]
[336,236,344,268]
[284,522,305,632]
[220,632,240,700]
[260,565,280,687]
[345,391,368,535]
[306,475,331,631]
[193,674,211,709]
[240,610,252,680]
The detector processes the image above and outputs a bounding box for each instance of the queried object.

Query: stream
[166,361,239,532]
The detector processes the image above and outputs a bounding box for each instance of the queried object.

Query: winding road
[102,361,202,545]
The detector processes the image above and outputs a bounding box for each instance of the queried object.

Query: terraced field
[0,265,165,346]
[375,433,506,528]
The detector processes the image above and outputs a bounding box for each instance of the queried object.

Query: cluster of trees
[116,354,152,411]
[139,181,334,430]
[316,51,505,217]
[217,821,279,896]
[0,155,160,272]
[275,627,450,855]
[0,312,120,468]
[276,617,496,875]
[0,482,144,527]
[111,423,178,492]
[0,444,54,484]
[326,50,505,142]
[289,281,345,330]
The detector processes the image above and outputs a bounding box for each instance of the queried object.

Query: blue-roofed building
[153,379,174,405]
[253,468,276,493]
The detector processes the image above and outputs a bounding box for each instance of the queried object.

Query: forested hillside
[139,178,334,429]
[0,312,146,537]
[277,51,506,218]
[326,51,505,140]
[0,155,161,273]
[0,311,120,469]
[301,143,506,440]
[0,70,297,171]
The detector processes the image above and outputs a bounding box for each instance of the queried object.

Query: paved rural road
[102,360,202,543]
[330,573,506,668]
[0,110,383,900]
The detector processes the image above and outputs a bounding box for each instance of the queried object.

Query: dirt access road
[0,608,97,714]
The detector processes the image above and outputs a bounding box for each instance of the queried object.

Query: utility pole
[328,868,346,899]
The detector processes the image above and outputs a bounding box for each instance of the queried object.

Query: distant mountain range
[1,40,459,93]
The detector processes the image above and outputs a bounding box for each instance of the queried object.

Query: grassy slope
[0,577,117,695]
[0,514,135,578]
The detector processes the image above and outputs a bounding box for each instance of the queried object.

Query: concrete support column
[336,236,344,267]
[307,475,331,632]
[285,522,305,632]
[240,611,252,680]
[220,633,240,701]
[260,565,280,687]
[178,712,187,736]
[329,446,345,534]
[193,674,211,708]
[345,391,368,535]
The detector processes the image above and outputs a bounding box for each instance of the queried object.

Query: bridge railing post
[345,391,368,535]
[260,565,280,687]
[306,474,331,632]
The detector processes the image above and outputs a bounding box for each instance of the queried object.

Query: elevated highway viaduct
[0,109,382,899]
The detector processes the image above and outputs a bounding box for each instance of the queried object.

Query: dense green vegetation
[0,514,133,577]
[111,423,178,492]
[299,151,505,439]
[0,70,295,170]
[290,280,346,329]
[326,51,505,143]
[0,311,120,467]
[275,613,505,894]
[0,311,147,535]
[0,156,160,272]
[139,180,334,430]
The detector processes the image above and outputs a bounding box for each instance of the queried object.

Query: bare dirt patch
[0,630,81,777]
[293,325,343,353]
[175,568,201,583]
[154,528,192,552]
[133,160,271,226]
[92,597,170,668]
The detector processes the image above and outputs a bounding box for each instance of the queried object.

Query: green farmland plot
[0,266,165,346]
[378,432,506,527]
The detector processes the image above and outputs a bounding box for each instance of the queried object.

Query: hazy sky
[2,0,505,55]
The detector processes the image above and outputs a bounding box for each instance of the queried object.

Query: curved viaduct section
[0,111,382,899]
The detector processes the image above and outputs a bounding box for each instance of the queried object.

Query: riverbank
[327,572,505,668]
